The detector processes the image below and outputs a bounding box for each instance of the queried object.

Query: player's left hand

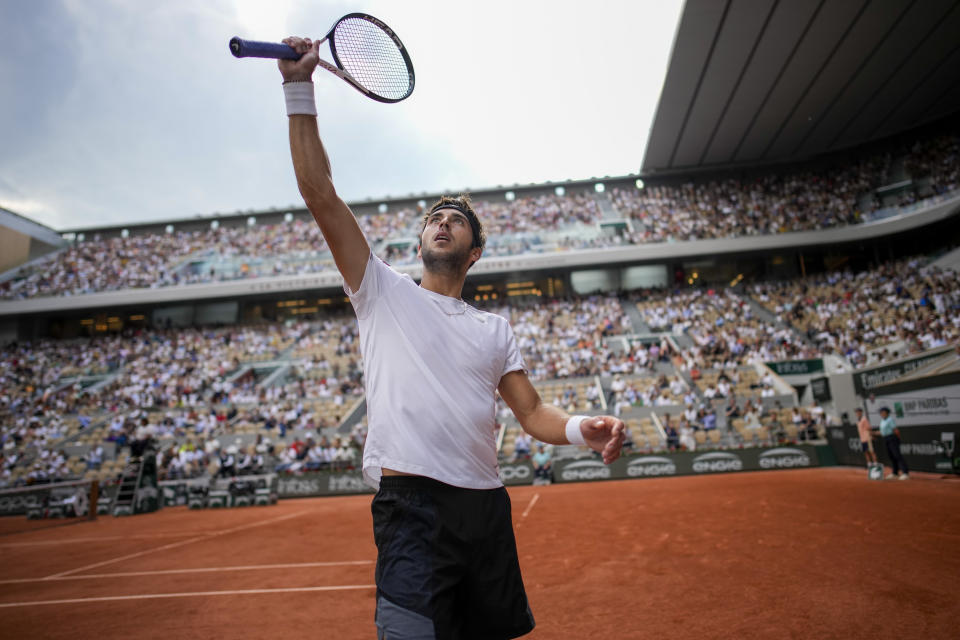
[581,416,625,464]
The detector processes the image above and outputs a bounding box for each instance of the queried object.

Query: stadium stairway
[736,289,818,350]
[931,245,960,271]
[594,192,619,220]
[670,332,695,351]
[337,396,367,435]
[623,303,651,334]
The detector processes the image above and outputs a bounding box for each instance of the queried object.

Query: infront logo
[692,452,742,473]
[759,447,811,469]
[626,456,677,477]
[560,460,611,481]
[328,475,369,493]
[499,465,532,481]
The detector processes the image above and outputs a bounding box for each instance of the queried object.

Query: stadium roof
[641,0,960,175]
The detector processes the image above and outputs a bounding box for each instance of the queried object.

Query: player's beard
[421,242,472,278]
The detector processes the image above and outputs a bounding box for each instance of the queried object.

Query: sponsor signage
[758,447,812,469]
[826,423,960,473]
[277,473,374,498]
[498,461,534,486]
[625,456,677,478]
[810,376,832,402]
[553,445,819,484]
[691,451,743,474]
[0,493,44,516]
[120,447,828,509]
[852,348,953,395]
[865,384,960,427]
[766,359,824,376]
[558,459,612,482]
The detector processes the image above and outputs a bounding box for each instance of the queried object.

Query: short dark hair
[422,194,486,251]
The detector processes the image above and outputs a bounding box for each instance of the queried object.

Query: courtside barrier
[136,447,826,505]
[826,424,959,474]
[553,445,821,483]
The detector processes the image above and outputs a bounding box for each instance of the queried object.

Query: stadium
[2,1,960,638]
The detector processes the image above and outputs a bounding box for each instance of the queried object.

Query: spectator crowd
[3,131,956,301]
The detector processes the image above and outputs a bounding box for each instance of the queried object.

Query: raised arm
[498,370,625,464]
[280,37,369,292]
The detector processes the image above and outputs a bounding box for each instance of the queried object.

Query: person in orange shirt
[855,408,877,467]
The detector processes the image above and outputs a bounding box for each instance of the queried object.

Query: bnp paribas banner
[864,384,960,427]
[552,445,821,483]
[827,423,959,474]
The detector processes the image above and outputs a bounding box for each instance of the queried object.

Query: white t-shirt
[346,253,525,489]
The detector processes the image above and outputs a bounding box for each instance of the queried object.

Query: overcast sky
[0,0,683,230]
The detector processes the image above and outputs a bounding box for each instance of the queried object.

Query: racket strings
[333,18,412,100]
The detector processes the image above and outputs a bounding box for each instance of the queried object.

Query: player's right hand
[279,37,320,83]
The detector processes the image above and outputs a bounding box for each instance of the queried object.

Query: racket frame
[229,12,414,103]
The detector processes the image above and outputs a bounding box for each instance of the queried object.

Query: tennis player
[278,37,626,639]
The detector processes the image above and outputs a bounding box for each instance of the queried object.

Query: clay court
[1,467,958,639]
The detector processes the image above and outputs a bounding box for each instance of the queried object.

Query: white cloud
[0,0,682,229]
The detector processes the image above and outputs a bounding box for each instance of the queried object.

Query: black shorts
[372,476,535,640]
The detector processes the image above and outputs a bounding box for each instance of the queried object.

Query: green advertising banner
[852,348,954,395]
[765,359,824,376]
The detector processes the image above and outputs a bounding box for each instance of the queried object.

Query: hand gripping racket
[229,13,414,103]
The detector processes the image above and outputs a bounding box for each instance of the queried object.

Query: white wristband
[283,81,317,116]
[565,415,588,445]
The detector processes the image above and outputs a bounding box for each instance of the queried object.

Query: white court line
[0,584,376,609]
[0,532,214,548]
[521,493,540,518]
[0,560,374,585]
[45,510,308,579]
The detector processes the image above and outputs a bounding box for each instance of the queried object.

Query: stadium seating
[2,132,956,301]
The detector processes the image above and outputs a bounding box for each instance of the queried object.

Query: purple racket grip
[229,37,301,60]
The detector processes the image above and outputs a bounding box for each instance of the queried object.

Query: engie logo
[560,460,611,481]
[829,428,845,441]
[692,452,742,473]
[759,447,811,469]
[627,456,677,477]
[499,465,532,482]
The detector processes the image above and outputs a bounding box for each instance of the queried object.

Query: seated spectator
[702,408,718,431]
[513,432,532,459]
[532,444,553,484]
[663,415,680,451]
[678,419,696,451]
[724,396,741,421]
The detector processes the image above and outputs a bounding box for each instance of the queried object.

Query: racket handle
[229,37,301,60]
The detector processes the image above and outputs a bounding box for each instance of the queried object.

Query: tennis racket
[229,13,414,103]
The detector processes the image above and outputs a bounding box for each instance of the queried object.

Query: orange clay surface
[1,467,958,639]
